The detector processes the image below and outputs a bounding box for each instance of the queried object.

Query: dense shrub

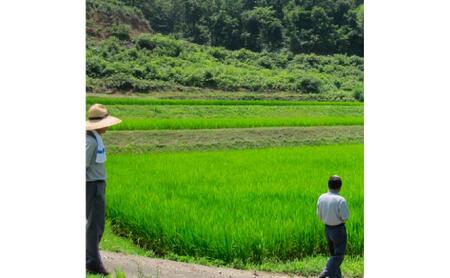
[86,55,107,78]
[232,48,259,63]
[135,34,185,57]
[207,47,229,61]
[355,91,364,102]
[100,73,170,91]
[203,70,217,88]
[271,50,292,68]
[129,78,169,91]
[256,54,274,69]
[149,35,183,57]
[95,37,123,58]
[352,84,364,101]
[86,77,101,92]
[109,24,132,40]
[103,73,135,90]
[299,77,322,94]
[136,34,156,50]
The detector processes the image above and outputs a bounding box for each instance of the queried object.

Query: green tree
[210,10,242,49]
[285,6,337,54]
[339,4,363,56]
[117,0,363,56]
[242,7,283,51]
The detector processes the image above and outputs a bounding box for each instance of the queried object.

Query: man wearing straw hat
[86,103,121,275]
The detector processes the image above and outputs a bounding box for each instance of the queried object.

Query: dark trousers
[321,223,347,278]
[86,180,106,270]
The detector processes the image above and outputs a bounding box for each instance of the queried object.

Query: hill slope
[86,0,363,101]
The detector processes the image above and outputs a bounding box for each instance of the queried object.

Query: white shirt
[317,190,349,226]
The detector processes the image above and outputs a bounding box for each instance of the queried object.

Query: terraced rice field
[88,94,364,275]
[87,99,363,130]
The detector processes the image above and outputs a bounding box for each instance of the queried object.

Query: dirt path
[101,251,316,278]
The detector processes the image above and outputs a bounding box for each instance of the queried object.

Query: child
[317,175,349,278]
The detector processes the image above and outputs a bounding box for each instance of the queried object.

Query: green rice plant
[106,144,363,264]
[109,116,363,130]
[90,103,363,130]
[95,103,364,118]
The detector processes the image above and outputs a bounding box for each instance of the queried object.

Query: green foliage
[137,34,184,56]
[352,84,364,102]
[136,34,155,50]
[117,0,362,56]
[285,6,336,54]
[86,54,107,78]
[108,23,132,40]
[299,77,322,94]
[106,144,363,262]
[103,73,135,90]
[241,7,283,51]
[86,77,103,92]
[86,0,363,97]
[209,10,240,49]
[86,33,363,97]
[101,74,169,92]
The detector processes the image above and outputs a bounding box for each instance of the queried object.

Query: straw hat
[86,103,121,131]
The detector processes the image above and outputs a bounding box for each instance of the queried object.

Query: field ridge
[87,96,363,106]
[103,126,364,154]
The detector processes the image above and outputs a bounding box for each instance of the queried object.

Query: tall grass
[109,116,363,130]
[106,144,363,263]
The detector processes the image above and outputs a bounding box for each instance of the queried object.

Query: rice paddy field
[87,97,363,130]
[89,93,364,276]
[107,144,363,262]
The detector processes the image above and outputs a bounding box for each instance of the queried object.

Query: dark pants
[86,180,106,270]
[321,223,347,278]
